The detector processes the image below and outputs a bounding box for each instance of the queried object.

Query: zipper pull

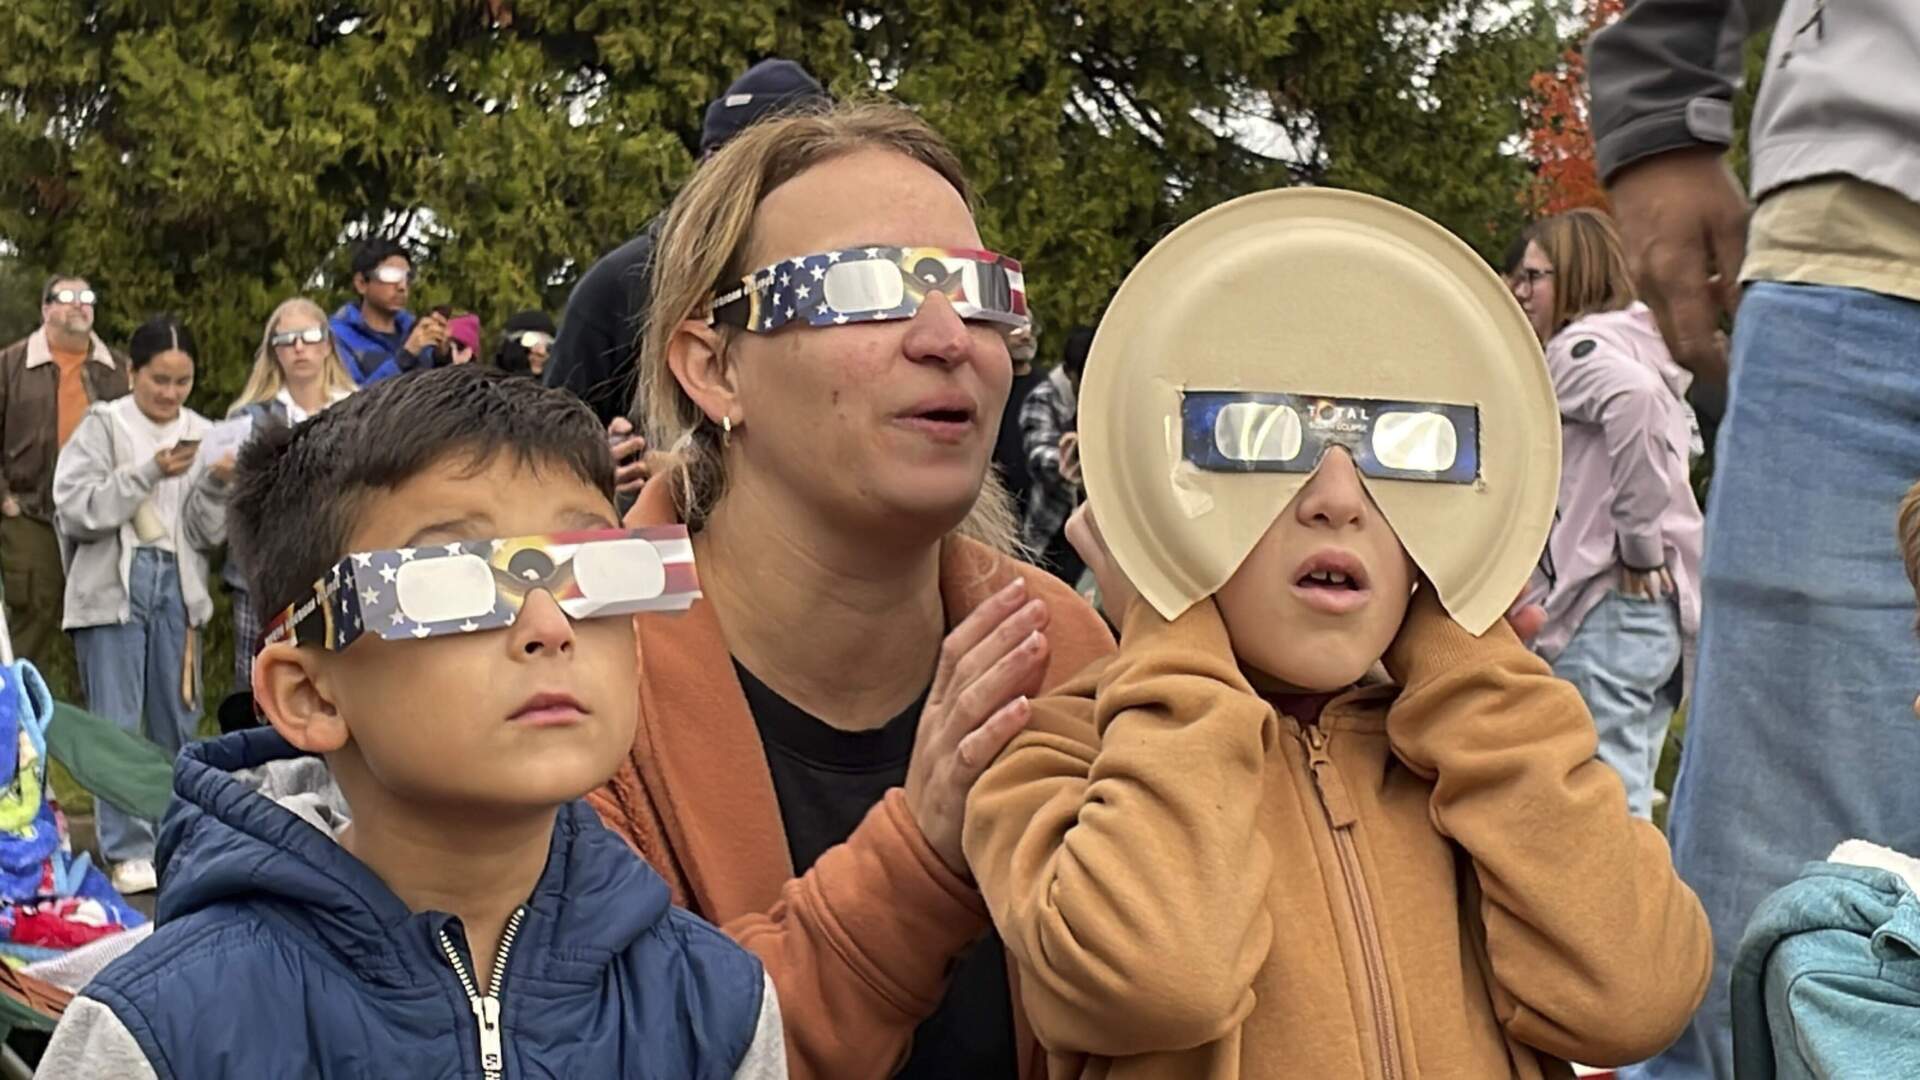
[1304,727,1358,828]
[472,994,504,1073]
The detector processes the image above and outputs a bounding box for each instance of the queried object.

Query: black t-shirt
[735,662,1018,1079]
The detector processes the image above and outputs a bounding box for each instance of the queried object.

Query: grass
[1652,703,1687,833]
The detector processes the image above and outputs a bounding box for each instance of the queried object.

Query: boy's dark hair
[230,366,617,624]
[350,238,411,280]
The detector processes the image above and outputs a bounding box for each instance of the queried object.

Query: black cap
[700,59,828,155]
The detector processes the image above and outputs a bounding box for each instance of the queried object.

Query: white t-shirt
[274,386,351,427]
[110,396,187,551]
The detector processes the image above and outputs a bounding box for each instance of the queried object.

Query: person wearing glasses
[492,310,557,379]
[329,238,449,385]
[1511,209,1704,821]
[221,298,359,695]
[0,274,131,698]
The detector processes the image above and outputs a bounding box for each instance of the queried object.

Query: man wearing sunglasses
[0,274,132,695]
[329,238,449,385]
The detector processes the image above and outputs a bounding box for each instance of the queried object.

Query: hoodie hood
[155,728,672,989]
[1582,302,1693,402]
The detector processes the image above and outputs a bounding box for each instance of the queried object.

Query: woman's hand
[208,452,238,485]
[1619,565,1676,601]
[1065,503,1139,627]
[904,576,1053,876]
[154,445,196,478]
[607,417,650,494]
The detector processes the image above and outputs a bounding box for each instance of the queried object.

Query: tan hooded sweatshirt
[965,587,1711,1078]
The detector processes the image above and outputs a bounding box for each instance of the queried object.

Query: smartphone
[431,304,453,320]
[173,439,201,455]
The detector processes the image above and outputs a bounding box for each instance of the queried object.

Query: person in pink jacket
[1513,208,1705,819]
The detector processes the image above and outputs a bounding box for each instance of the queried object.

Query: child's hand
[1065,503,1138,626]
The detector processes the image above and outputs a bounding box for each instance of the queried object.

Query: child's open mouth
[1292,552,1372,615]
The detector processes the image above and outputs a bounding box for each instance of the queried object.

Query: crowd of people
[0,0,1910,1074]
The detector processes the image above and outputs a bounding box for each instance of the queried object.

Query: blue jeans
[1624,283,1920,1080]
[72,548,202,864]
[1552,591,1681,819]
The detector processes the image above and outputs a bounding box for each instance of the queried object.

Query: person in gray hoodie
[51,315,229,897]
[1590,2,1920,1076]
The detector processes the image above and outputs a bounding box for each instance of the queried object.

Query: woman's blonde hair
[1528,208,1638,338]
[640,99,1021,554]
[228,297,358,416]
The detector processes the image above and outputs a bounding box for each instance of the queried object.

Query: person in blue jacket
[36,366,786,1079]
[329,238,450,385]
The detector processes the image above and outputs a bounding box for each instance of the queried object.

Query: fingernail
[1024,630,1045,651]
[1001,578,1027,600]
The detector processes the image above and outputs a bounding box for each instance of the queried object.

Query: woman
[1513,208,1704,819]
[588,103,1116,1079]
[222,298,356,693]
[52,314,229,894]
[492,310,555,378]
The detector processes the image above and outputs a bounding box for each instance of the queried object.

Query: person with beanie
[545,59,828,426]
[493,311,557,379]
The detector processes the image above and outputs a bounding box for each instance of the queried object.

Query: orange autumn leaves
[1522,0,1625,216]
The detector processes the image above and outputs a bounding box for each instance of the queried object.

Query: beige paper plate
[1079,188,1559,635]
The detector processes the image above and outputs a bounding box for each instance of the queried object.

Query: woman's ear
[665,320,742,429]
[252,643,350,754]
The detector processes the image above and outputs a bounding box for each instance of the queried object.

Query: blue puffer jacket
[1732,840,1920,1078]
[330,302,432,385]
[62,728,773,1079]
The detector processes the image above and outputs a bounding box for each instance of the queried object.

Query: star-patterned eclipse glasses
[709,246,1028,334]
[259,527,699,652]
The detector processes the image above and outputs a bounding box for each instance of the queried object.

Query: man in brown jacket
[0,274,130,694]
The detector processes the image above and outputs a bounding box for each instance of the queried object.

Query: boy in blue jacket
[38,366,786,1079]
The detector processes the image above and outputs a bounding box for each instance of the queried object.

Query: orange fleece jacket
[590,477,1117,1079]
[964,588,1711,1078]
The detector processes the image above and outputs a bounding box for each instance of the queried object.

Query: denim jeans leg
[72,602,154,865]
[1552,592,1682,819]
[1624,283,1920,1080]
[141,553,202,758]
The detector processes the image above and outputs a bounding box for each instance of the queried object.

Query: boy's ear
[665,320,742,430]
[253,643,350,754]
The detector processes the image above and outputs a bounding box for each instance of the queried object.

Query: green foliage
[1,0,1561,706]
[2,0,1560,397]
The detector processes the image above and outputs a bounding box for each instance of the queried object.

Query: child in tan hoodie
[963,189,1712,1079]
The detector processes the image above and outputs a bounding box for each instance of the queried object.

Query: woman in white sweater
[52,314,229,895]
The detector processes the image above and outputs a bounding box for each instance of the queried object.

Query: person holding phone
[329,239,447,385]
[52,314,230,896]
[1019,327,1093,586]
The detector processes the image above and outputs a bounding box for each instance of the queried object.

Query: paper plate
[1079,188,1559,635]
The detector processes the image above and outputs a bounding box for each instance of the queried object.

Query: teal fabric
[1732,859,1920,1078]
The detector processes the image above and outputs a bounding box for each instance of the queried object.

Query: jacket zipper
[1303,725,1403,1080]
[438,906,526,1080]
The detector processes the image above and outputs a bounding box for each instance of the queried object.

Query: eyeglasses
[709,246,1028,335]
[47,289,96,306]
[1182,391,1481,485]
[369,265,412,286]
[513,331,554,350]
[1511,268,1554,293]
[269,326,327,348]
[259,526,700,652]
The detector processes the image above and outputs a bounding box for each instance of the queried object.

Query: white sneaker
[110,858,157,895]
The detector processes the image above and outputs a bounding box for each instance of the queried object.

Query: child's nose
[510,591,576,657]
[1293,447,1368,530]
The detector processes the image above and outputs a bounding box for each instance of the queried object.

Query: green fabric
[44,703,173,822]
